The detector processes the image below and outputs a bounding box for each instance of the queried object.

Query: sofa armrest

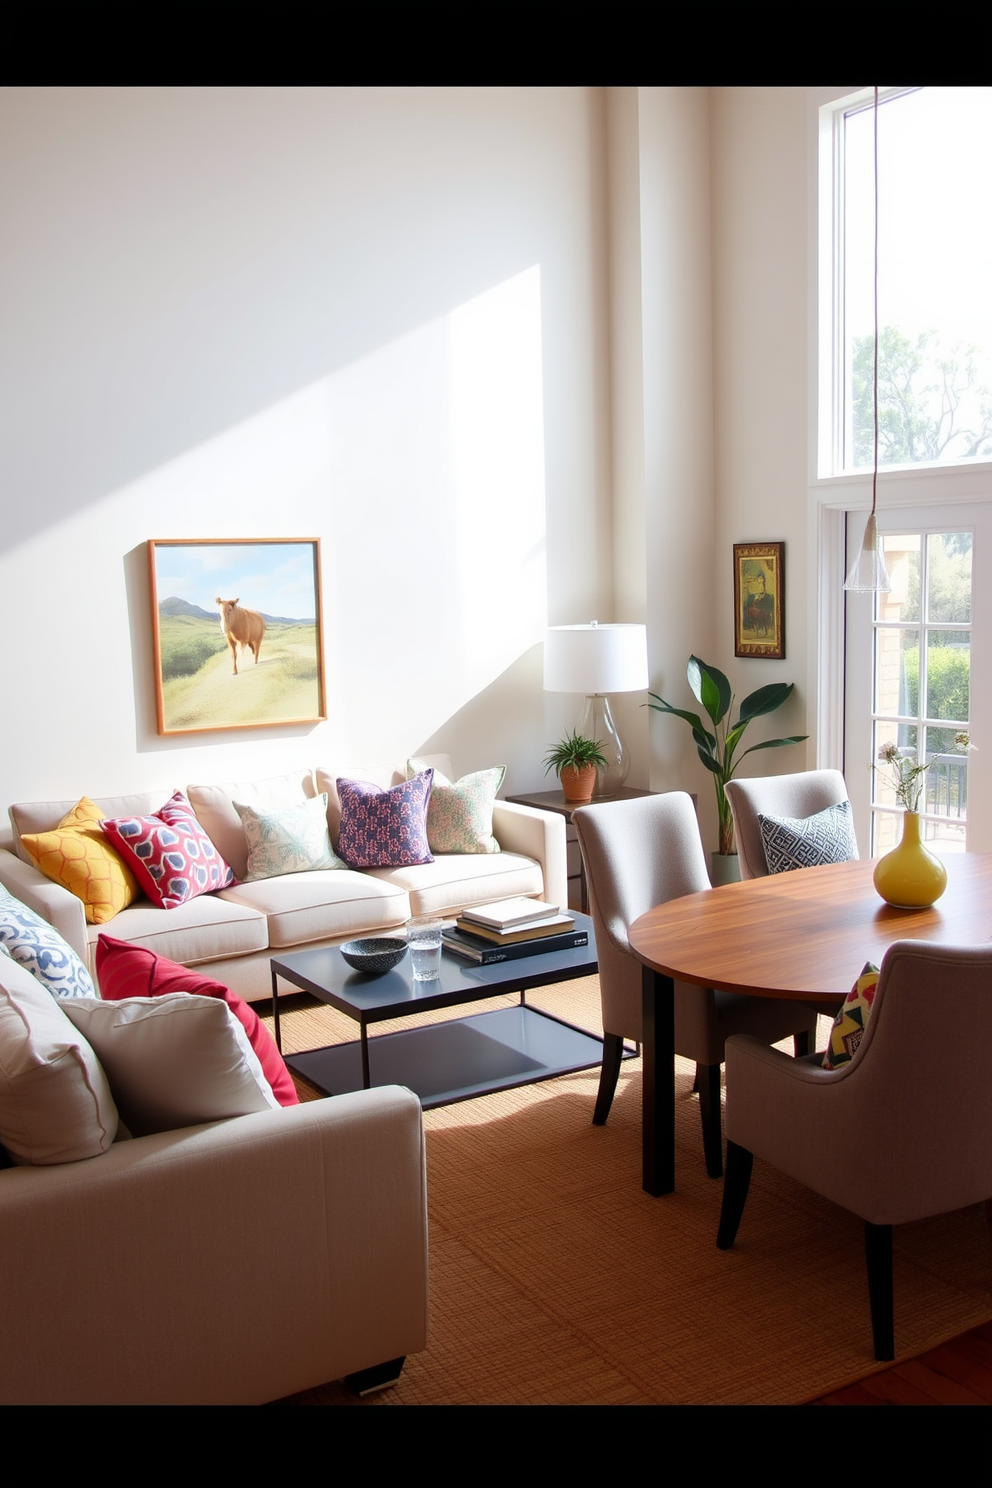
[492,801,568,909]
[0,848,88,959]
[0,1086,428,1404]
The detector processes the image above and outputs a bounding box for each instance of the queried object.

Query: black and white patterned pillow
[758,800,858,875]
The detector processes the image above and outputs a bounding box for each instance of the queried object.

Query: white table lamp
[543,623,649,796]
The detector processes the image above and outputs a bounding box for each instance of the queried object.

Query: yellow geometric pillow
[20,797,140,925]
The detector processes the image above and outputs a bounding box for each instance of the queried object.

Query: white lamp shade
[543,624,649,694]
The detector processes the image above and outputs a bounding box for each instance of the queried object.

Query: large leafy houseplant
[646,657,808,855]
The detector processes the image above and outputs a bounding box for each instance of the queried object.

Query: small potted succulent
[543,729,608,805]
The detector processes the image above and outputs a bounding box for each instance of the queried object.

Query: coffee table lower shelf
[286,1004,613,1110]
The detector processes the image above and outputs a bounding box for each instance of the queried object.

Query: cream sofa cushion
[86,893,268,969]
[62,994,279,1138]
[218,871,409,949]
[186,771,316,882]
[368,852,544,918]
[0,953,119,1164]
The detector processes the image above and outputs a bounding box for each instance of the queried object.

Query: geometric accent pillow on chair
[822,961,880,1070]
[758,799,859,875]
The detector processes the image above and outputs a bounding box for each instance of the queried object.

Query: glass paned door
[845,506,991,856]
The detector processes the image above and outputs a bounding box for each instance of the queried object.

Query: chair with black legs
[572,793,817,1178]
[716,940,992,1360]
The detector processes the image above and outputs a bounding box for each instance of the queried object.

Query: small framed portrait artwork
[733,541,785,659]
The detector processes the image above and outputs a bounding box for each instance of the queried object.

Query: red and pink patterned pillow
[100,791,234,910]
[336,769,434,869]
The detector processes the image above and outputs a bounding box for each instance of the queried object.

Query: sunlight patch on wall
[326,265,548,757]
[0,266,549,786]
[449,265,548,689]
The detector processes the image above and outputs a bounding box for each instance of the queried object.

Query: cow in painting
[216,597,265,675]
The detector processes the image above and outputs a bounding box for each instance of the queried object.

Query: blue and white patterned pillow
[0,885,96,998]
[233,794,346,882]
[758,800,859,875]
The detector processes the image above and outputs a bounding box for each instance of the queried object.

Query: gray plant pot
[710,852,741,887]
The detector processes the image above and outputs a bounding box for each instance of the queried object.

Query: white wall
[1,86,821,856]
[602,87,813,853]
[0,87,613,807]
[636,88,720,816]
[709,88,812,788]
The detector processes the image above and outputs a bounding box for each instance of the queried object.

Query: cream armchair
[716,941,992,1360]
[0,1086,428,1404]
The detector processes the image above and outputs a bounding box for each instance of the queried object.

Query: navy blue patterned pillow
[758,800,858,875]
[336,770,434,869]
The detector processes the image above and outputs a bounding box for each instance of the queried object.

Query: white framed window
[844,515,979,854]
[810,87,992,850]
[817,86,992,482]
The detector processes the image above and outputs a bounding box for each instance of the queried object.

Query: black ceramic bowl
[339,937,409,975]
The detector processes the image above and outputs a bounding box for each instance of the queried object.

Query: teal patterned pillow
[0,884,96,998]
[406,759,505,855]
[233,794,346,882]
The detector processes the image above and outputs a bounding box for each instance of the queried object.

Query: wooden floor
[814,1320,992,1404]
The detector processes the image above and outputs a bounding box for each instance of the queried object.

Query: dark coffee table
[270,913,621,1110]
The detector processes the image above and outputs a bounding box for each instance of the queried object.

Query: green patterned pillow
[233,794,346,882]
[406,759,505,855]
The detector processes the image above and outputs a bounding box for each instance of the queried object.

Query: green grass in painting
[158,613,321,730]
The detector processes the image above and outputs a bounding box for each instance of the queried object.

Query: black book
[442,925,589,965]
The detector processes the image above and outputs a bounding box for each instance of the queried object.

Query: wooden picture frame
[733,541,785,659]
[148,538,326,735]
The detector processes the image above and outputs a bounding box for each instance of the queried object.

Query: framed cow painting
[733,541,785,659]
[148,539,326,735]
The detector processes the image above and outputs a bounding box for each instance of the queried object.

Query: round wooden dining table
[628,853,992,1196]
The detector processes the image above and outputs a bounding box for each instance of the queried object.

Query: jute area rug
[265,977,992,1406]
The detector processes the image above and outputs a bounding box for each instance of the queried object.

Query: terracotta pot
[873,810,947,908]
[559,763,597,804]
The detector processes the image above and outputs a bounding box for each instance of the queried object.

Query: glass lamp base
[577,694,629,797]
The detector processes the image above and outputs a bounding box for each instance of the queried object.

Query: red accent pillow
[100,791,235,910]
[95,935,298,1107]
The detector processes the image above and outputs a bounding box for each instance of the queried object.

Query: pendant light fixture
[845,85,892,594]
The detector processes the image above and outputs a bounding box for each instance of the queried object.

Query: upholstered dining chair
[716,940,992,1360]
[572,793,817,1178]
[725,769,856,880]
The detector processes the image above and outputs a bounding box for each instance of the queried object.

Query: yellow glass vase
[872,811,948,909]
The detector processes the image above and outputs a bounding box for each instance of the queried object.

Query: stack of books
[442,897,588,965]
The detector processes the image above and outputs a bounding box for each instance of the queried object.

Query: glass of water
[408,916,443,981]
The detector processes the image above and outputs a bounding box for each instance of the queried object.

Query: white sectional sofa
[0,754,567,1002]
